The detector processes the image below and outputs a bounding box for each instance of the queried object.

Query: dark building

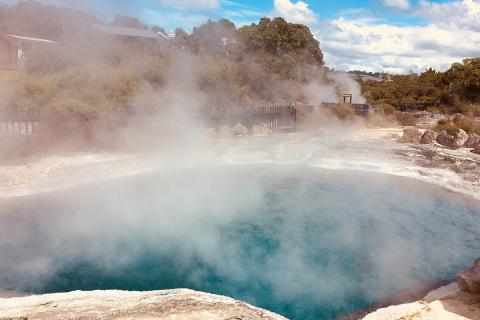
[0,34,17,70]
[0,34,57,71]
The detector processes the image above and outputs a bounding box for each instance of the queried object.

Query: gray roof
[86,24,168,40]
[8,35,57,45]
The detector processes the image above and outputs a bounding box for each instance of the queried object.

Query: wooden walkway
[210,106,297,132]
[320,102,371,116]
[394,103,429,112]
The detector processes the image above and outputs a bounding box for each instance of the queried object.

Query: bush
[435,121,460,136]
[376,103,396,115]
[434,116,480,136]
[330,103,354,120]
[426,106,441,113]
[394,111,416,126]
[453,116,480,134]
[455,104,480,117]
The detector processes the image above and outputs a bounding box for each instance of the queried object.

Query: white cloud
[316,17,480,73]
[311,0,480,73]
[383,0,410,10]
[157,0,220,11]
[271,0,318,24]
[415,0,480,31]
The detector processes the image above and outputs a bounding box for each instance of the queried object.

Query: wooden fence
[320,103,372,116]
[394,103,429,112]
[210,106,297,132]
[0,110,40,136]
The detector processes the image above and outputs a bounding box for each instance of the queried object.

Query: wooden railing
[210,105,297,132]
[0,110,40,136]
[394,103,429,112]
[320,102,372,116]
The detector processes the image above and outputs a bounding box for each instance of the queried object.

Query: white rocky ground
[363,282,480,320]
[0,289,287,320]
[1,127,479,200]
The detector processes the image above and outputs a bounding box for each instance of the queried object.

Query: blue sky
[103,0,480,73]
[2,0,480,73]
[79,0,429,30]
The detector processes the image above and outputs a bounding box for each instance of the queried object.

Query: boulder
[453,129,469,148]
[205,127,217,138]
[252,123,271,136]
[465,133,480,148]
[420,130,438,144]
[232,123,249,136]
[219,125,232,137]
[473,147,480,155]
[458,258,480,294]
[399,126,422,143]
[436,130,456,148]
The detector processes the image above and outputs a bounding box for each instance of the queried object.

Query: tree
[0,0,99,41]
[173,28,198,52]
[111,15,147,29]
[191,19,237,55]
[237,17,324,80]
[446,58,480,102]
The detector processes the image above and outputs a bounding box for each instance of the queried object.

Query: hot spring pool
[0,166,479,319]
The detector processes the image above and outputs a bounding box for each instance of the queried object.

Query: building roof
[86,23,169,40]
[7,35,57,45]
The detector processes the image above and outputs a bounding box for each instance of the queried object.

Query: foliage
[376,103,396,115]
[434,120,460,136]
[394,111,416,126]
[362,59,480,114]
[237,17,324,81]
[330,103,354,120]
[452,116,480,134]
[434,117,480,135]
[2,0,325,126]
[0,0,99,41]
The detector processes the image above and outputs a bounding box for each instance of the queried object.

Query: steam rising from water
[0,166,479,319]
[2,4,477,320]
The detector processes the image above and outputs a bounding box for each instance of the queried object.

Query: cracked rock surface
[0,289,287,320]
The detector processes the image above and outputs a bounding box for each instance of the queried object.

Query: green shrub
[453,116,480,134]
[394,111,416,126]
[331,103,355,120]
[376,103,396,115]
[434,116,480,136]
[426,106,440,113]
[435,121,460,136]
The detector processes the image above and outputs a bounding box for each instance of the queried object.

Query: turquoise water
[0,166,479,319]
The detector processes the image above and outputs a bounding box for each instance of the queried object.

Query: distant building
[0,33,57,71]
[221,37,237,47]
[355,74,392,82]
[0,34,17,70]
[83,23,169,40]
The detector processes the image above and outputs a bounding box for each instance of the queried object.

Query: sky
[3,0,480,73]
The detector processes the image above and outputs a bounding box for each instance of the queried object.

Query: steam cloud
[2,3,479,320]
[0,167,479,320]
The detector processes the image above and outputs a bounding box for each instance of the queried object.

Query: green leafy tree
[238,17,324,80]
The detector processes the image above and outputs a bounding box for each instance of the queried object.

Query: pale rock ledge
[363,282,480,320]
[0,288,287,320]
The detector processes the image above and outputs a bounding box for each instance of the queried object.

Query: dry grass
[434,116,480,136]
[394,111,416,126]
[330,103,355,120]
[0,70,22,82]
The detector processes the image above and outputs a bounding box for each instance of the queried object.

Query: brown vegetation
[434,116,480,136]
[361,60,480,114]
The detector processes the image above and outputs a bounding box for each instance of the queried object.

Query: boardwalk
[394,103,429,112]
[210,106,297,132]
[320,102,372,116]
